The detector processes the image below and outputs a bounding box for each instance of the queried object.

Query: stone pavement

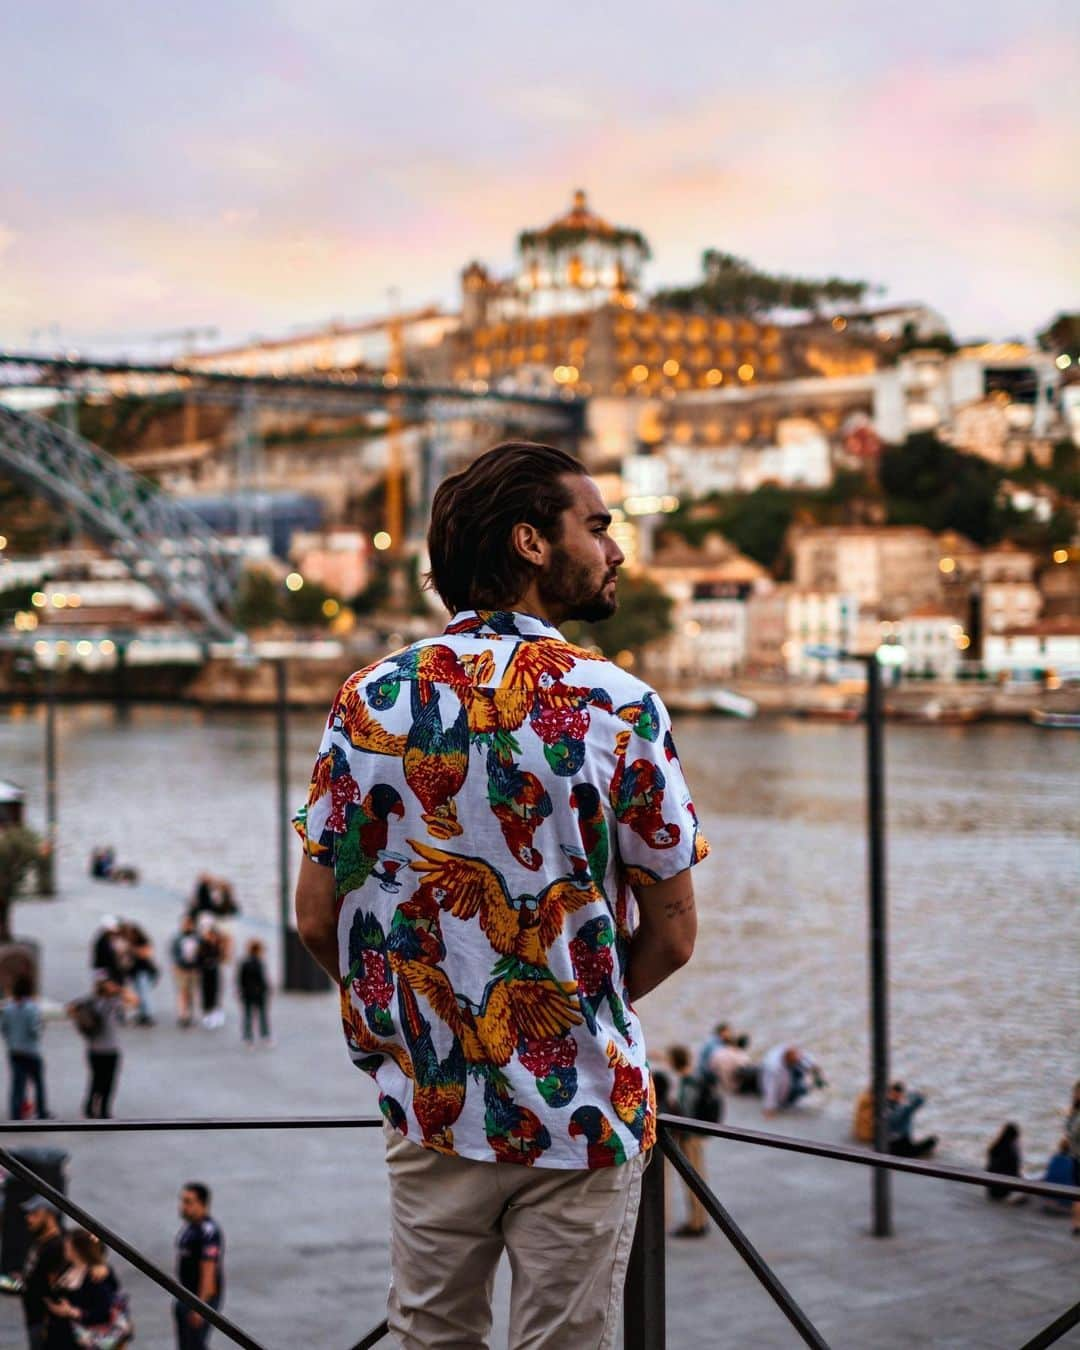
[0,872,1075,1349]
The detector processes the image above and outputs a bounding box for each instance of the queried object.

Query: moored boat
[1030,709,1080,729]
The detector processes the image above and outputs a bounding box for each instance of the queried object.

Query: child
[238,940,271,1046]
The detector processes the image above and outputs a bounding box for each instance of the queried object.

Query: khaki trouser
[675,1131,708,1232]
[383,1125,645,1350]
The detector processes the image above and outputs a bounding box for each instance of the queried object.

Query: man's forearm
[298,926,339,981]
[624,927,691,1002]
[294,856,340,980]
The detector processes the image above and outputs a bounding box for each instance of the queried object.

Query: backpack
[73,1286,134,1349]
[690,1073,723,1124]
[71,998,104,1039]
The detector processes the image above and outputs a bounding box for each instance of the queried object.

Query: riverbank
[1,867,1076,1349]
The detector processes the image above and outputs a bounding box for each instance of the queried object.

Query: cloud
[0,225,16,258]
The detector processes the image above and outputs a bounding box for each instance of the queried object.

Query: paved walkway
[0,871,1076,1349]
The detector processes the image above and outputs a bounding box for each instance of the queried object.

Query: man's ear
[511,521,548,567]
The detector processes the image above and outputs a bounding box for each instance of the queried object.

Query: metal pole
[41,662,58,897]
[623,1146,666,1350]
[275,658,290,989]
[865,653,892,1237]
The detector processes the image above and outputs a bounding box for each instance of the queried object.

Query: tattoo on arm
[662,894,694,919]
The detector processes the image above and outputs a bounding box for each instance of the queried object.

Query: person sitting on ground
[760,1044,826,1117]
[708,1032,753,1097]
[669,1045,709,1239]
[1064,1079,1080,1236]
[89,848,115,881]
[1041,1137,1076,1215]
[852,1086,875,1145]
[43,1228,128,1350]
[985,1121,1024,1202]
[886,1081,938,1158]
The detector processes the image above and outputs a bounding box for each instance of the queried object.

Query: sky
[2,0,1078,353]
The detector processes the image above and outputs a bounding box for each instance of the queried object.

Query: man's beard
[538,544,618,623]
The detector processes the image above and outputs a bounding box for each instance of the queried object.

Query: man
[295,441,708,1349]
[90,916,126,983]
[171,914,201,1028]
[175,1182,224,1349]
[15,1197,64,1348]
[760,1044,825,1117]
[1,976,50,1120]
[886,1081,938,1157]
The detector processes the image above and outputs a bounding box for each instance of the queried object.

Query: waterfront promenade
[0,875,1076,1349]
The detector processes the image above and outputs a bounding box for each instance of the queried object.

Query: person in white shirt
[760,1044,825,1116]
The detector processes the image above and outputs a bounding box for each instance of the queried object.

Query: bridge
[0,352,587,638]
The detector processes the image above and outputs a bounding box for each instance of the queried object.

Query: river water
[1,703,1076,1163]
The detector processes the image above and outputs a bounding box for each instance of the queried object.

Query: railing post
[865,652,893,1238]
[624,1143,665,1350]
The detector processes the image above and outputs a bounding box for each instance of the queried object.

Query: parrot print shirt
[294,610,709,1169]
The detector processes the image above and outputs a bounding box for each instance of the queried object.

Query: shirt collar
[443,609,564,640]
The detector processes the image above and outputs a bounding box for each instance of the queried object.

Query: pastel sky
[2,0,1077,352]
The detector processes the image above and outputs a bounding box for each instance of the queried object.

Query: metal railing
[626,1115,1080,1350]
[2,1112,1077,1350]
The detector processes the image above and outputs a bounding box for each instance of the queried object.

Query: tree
[232,569,281,631]
[878,433,1008,544]
[1037,312,1080,361]
[0,826,45,942]
[654,250,874,317]
[564,573,673,658]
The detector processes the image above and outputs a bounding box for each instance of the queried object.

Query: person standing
[123,921,158,1026]
[42,1229,127,1349]
[69,976,136,1119]
[669,1045,709,1238]
[175,1183,224,1349]
[171,915,201,1028]
[13,1198,65,1349]
[237,941,270,1046]
[1,977,50,1120]
[89,918,126,984]
[295,441,707,1349]
[196,917,224,1030]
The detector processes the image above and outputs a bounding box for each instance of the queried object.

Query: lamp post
[805,642,900,1237]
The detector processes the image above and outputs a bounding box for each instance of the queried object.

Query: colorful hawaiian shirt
[294,610,709,1169]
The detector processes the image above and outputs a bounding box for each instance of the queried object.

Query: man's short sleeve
[610,691,709,884]
[292,708,350,870]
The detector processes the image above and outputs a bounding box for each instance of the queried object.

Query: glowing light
[831,316,848,331]
[684,621,701,637]
[51,592,67,608]
[321,598,341,618]
[705,368,723,386]
[0,534,6,549]
[956,635,971,651]
[55,640,70,656]
[67,594,82,608]
[76,640,93,656]
[99,639,115,655]
[373,532,392,551]
[737,363,755,382]
[939,557,956,574]
[382,372,399,388]
[630,364,649,384]
[285,572,304,592]
[662,359,680,377]
[1056,354,1073,369]
[876,644,907,667]
[1053,548,1069,564]
[31,591,46,608]
[615,649,636,669]
[34,640,49,657]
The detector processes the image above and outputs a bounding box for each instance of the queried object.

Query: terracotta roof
[998,617,1080,638]
[535,189,617,239]
[903,606,962,620]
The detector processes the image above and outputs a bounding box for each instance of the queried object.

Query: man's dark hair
[183,1182,211,1207]
[12,976,33,999]
[426,441,586,614]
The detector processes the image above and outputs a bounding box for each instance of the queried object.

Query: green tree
[0,826,46,941]
[564,573,673,658]
[878,433,1007,544]
[655,250,873,317]
[232,570,281,631]
[283,577,336,627]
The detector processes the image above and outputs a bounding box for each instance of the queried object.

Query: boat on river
[1030,709,1080,729]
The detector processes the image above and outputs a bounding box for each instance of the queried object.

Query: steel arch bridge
[0,403,241,638]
